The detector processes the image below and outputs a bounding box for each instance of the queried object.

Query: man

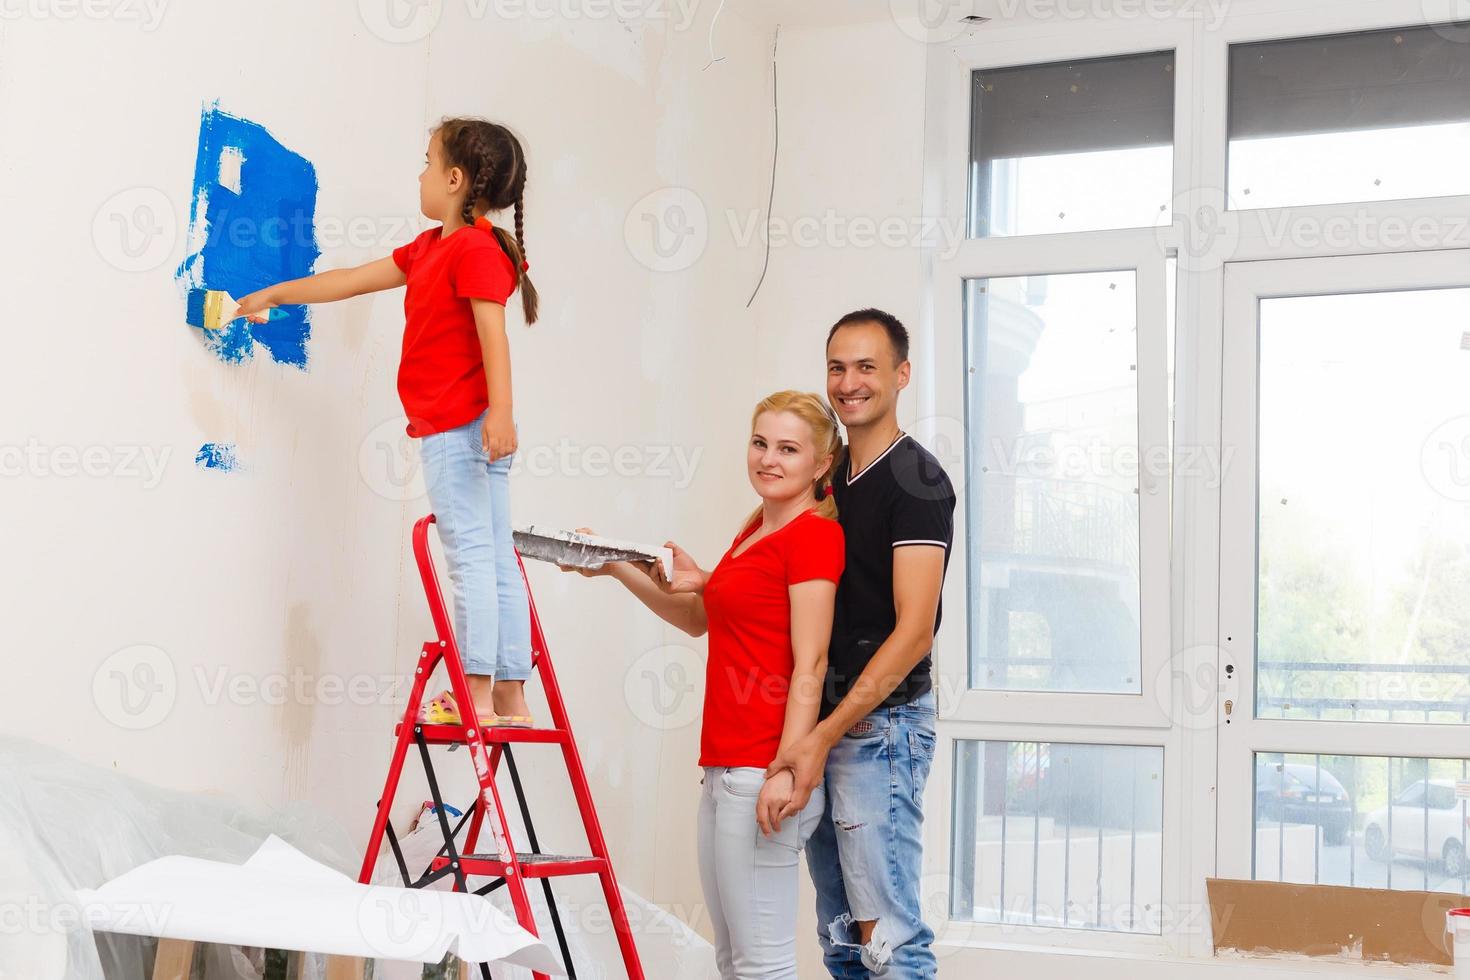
[768,308,955,977]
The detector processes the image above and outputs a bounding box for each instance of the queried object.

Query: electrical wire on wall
[702,0,727,70]
[746,25,780,308]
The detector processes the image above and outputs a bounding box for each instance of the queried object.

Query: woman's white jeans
[697,766,825,980]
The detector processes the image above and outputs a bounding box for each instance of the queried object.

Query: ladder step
[433,853,608,879]
[397,722,571,746]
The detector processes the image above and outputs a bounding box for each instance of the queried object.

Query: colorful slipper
[417,690,495,726]
[418,691,458,724]
[487,714,535,729]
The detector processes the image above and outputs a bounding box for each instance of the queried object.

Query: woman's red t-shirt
[698,509,845,768]
[391,216,517,437]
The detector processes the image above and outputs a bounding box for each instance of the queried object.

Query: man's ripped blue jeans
[806,690,937,978]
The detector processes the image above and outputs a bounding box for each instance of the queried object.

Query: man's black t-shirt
[823,433,956,717]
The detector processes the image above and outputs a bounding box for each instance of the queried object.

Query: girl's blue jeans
[418,410,532,681]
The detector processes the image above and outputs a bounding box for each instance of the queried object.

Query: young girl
[570,391,845,980]
[234,117,538,726]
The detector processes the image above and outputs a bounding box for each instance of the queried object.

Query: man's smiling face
[826,320,910,430]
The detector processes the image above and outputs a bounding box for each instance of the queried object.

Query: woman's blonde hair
[743,390,843,529]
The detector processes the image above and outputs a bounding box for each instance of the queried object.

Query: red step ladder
[357,514,645,980]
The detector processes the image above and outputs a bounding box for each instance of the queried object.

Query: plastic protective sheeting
[1,737,719,979]
[473,885,717,980]
[0,735,356,980]
[77,836,562,973]
[374,806,718,979]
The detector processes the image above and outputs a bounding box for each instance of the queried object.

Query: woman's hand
[664,541,707,594]
[482,410,517,461]
[232,287,278,324]
[631,556,672,589]
[572,529,708,636]
[757,768,796,837]
[628,541,704,594]
[557,528,621,578]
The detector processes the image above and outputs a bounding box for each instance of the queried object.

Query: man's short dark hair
[827,308,909,365]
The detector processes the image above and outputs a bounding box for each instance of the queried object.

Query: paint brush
[186,288,286,331]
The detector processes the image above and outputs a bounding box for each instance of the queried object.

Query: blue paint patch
[177,103,320,368]
[195,442,240,472]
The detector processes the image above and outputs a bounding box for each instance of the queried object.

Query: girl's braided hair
[435,117,539,325]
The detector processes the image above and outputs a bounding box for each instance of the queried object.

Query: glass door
[1217,251,1470,890]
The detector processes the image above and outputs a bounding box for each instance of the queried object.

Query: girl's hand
[482,410,517,461]
[233,288,277,325]
[757,768,796,836]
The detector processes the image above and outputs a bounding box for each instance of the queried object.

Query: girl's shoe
[417,690,495,726]
[487,714,535,729]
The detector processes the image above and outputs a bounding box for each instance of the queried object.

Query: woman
[570,390,845,979]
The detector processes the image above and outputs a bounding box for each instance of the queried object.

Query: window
[952,741,1165,934]
[1228,24,1470,209]
[1427,783,1460,811]
[1395,782,1428,808]
[970,52,1175,238]
[965,271,1143,694]
[930,8,1470,973]
[1256,288,1470,725]
[1253,753,1469,891]
[1219,253,1470,914]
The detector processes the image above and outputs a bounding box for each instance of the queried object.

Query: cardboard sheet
[1207,876,1469,967]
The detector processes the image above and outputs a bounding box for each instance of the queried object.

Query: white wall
[0,0,944,972]
[1,0,432,799]
[0,0,775,968]
[748,20,931,373]
[737,18,933,976]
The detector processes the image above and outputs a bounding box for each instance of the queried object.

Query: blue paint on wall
[195,442,240,471]
[177,103,320,368]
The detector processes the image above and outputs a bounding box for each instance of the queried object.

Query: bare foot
[491,679,532,719]
[465,674,495,718]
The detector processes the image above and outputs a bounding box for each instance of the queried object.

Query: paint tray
[513,526,673,580]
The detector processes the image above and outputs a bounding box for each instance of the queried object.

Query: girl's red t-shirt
[391,217,517,437]
[698,509,846,768]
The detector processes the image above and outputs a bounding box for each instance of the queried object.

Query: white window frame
[1217,249,1470,878]
[916,1,1470,975]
